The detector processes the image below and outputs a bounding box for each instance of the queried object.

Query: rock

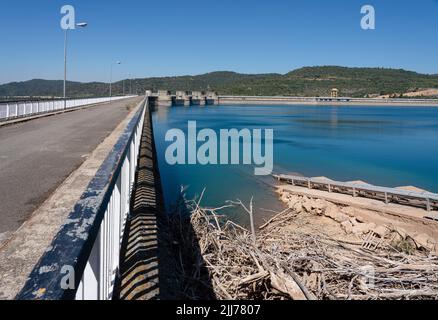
[323,205,349,223]
[302,201,312,213]
[349,217,359,226]
[341,220,354,234]
[390,231,404,244]
[281,193,290,203]
[373,225,390,238]
[292,202,303,213]
[351,223,376,235]
[340,207,366,223]
[412,233,434,251]
[311,199,326,210]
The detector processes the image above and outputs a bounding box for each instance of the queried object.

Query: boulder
[292,202,303,214]
[373,225,390,238]
[281,195,290,204]
[341,220,354,234]
[302,200,313,213]
[411,233,435,251]
[351,223,376,235]
[323,205,350,223]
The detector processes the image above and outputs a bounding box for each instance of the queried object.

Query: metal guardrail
[0,96,138,121]
[16,97,148,300]
[274,174,438,212]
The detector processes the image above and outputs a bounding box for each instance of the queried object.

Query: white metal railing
[16,97,148,300]
[75,101,145,300]
[0,96,138,121]
[275,174,438,212]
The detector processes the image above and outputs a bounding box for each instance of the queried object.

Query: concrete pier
[149,90,221,107]
[190,91,206,106]
[205,91,219,105]
[156,90,172,107]
[173,91,190,106]
[150,90,216,107]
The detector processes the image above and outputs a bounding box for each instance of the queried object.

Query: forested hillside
[1,66,437,99]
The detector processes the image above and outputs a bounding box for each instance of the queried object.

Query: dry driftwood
[168,192,438,300]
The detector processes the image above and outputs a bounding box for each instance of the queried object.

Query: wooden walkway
[274,174,438,215]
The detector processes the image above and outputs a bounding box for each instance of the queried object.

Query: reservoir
[152,104,438,224]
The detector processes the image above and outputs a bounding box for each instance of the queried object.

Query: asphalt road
[0,97,143,235]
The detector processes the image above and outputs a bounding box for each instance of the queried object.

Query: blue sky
[0,0,437,84]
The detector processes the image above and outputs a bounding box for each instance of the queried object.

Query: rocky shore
[278,190,438,254]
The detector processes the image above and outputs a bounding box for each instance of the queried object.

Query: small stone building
[331,88,339,98]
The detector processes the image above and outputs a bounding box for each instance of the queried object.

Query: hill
[1,66,438,99]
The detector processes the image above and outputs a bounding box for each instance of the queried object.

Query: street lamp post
[130,77,133,95]
[63,22,87,110]
[110,61,121,102]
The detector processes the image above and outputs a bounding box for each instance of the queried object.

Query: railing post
[100,208,108,300]
[121,158,129,240]
[6,103,10,119]
[78,235,100,300]
[114,177,121,280]
[129,140,135,194]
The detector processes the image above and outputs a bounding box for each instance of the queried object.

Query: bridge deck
[0,97,143,243]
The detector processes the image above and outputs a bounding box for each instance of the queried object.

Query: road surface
[0,97,143,237]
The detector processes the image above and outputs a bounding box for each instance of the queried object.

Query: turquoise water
[152,104,438,224]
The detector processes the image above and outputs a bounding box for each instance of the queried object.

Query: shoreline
[172,190,438,300]
[219,96,438,107]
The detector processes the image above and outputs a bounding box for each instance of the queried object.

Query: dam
[147,91,438,108]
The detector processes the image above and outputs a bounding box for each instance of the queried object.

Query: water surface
[152,104,438,224]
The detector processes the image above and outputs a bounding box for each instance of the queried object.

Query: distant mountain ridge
[1,66,438,99]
